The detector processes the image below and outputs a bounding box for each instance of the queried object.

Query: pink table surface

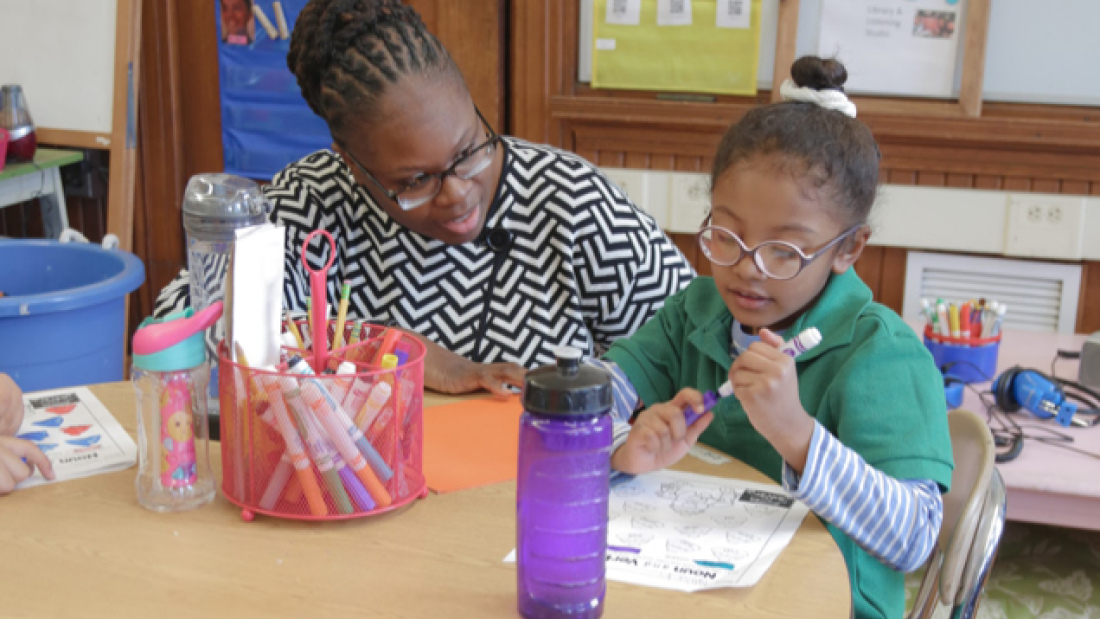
[907,320,1099,530]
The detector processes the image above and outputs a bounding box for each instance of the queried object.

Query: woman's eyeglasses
[343,106,500,211]
[697,224,861,280]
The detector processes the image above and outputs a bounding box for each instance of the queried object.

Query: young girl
[600,57,953,619]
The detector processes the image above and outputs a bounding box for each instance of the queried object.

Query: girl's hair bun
[790,56,848,92]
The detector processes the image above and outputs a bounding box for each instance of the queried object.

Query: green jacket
[605,268,953,619]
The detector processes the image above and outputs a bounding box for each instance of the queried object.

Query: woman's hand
[729,328,815,472]
[610,388,712,475]
[410,331,526,396]
[428,355,527,397]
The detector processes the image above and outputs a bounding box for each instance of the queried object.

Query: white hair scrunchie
[779,79,857,118]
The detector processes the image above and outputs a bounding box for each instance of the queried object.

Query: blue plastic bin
[0,239,145,391]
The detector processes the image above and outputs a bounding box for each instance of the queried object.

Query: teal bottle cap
[132,303,223,372]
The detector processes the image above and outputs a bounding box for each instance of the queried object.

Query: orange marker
[259,376,328,517]
[371,328,404,365]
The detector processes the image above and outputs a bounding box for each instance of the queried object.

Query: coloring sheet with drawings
[607,469,809,592]
[16,387,138,489]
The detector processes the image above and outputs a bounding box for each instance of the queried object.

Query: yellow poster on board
[592,0,762,96]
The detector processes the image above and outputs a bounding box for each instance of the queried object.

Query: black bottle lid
[523,347,611,417]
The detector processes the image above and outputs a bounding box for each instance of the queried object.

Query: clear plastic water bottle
[517,347,613,619]
[131,303,222,512]
[181,174,267,430]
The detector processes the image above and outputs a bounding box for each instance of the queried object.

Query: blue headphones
[989,366,1100,462]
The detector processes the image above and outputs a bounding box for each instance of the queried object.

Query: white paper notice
[605,0,641,26]
[818,0,963,97]
[657,0,692,26]
[595,38,617,51]
[504,470,810,593]
[716,0,751,29]
[231,223,286,368]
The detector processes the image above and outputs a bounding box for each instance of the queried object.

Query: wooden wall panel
[1079,262,1100,335]
[176,2,224,180]
[854,246,886,301]
[133,0,188,328]
[411,0,506,130]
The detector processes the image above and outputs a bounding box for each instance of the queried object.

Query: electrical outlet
[601,168,647,207]
[668,172,711,233]
[600,167,671,230]
[1004,194,1086,260]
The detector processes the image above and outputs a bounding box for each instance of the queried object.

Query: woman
[156,0,694,395]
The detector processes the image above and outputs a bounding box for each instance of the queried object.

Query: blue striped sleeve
[587,359,641,481]
[782,422,944,573]
[586,358,641,424]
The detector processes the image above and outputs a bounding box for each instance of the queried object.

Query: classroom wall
[579,0,1100,106]
[519,0,1100,334]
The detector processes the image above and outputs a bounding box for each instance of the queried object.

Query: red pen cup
[218,320,427,522]
[923,324,1001,383]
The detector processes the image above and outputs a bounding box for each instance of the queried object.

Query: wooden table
[0,147,83,239]
[0,382,851,618]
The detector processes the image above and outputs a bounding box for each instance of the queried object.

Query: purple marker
[683,327,823,426]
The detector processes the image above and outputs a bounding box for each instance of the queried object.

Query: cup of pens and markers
[218,313,427,521]
[921,298,1006,384]
[219,229,427,521]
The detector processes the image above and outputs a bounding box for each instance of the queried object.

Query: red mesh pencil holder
[218,320,427,521]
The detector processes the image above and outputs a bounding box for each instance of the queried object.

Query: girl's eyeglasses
[343,106,499,211]
[697,224,861,280]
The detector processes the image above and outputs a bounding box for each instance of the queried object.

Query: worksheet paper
[505,469,810,593]
[16,387,137,488]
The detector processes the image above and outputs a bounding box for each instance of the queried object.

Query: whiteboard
[0,0,118,135]
[579,0,1100,106]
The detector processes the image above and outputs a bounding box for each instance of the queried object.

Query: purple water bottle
[517,347,613,619]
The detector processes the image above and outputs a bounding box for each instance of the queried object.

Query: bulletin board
[216,0,332,180]
[591,0,763,96]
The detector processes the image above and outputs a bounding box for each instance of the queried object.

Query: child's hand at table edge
[0,373,23,437]
[611,388,712,475]
[0,436,56,495]
[730,328,815,473]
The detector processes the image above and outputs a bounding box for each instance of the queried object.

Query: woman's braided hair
[288,0,460,138]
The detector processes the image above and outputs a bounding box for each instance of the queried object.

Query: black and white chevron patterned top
[155,137,695,369]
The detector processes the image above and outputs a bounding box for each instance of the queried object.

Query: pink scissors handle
[302,229,336,371]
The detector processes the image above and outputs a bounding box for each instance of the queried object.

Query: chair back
[907,408,1004,619]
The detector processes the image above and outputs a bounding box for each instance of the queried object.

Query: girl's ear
[831,225,871,274]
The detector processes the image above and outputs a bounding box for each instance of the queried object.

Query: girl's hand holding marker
[614,328,822,476]
[683,327,822,425]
